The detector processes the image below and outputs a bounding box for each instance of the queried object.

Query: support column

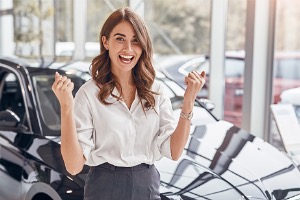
[73,0,86,60]
[242,0,276,139]
[209,0,228,119]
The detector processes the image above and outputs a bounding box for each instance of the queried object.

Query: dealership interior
[1,0,300,160]
[2,0,300,199]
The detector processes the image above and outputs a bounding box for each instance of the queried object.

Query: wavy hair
[90,7,158,111]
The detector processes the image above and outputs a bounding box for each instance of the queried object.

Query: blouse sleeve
[74,88,95,162]
[156,83,177,160]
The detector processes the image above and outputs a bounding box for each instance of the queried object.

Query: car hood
[156,120,300,200]
[280,87,300,105]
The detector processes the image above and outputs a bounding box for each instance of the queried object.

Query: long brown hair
[90,7,157,111]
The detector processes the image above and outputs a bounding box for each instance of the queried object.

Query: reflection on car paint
[157,121,300,199]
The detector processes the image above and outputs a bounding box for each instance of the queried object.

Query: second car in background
[158,51,300,127]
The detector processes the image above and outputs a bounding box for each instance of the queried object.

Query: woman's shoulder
[152,79,163,91]
[80,79,98,90]
[152,79,170,95]
[76,79,99,98]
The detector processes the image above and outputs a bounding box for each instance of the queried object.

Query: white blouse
[74,79,176,167]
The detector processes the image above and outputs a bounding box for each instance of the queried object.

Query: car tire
[32,193,53,200]
[25,182,62,200]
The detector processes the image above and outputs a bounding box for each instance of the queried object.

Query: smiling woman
[51,6,205,200]
[101,20,142,108]
[103,23,142,68]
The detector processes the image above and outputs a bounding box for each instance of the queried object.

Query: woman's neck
[113,71,135,87]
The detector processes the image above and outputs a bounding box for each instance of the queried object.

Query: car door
[0,65,29,200]
[0,137,24,200]
[0,62,81,200]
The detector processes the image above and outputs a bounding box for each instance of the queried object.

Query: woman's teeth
[120,55,133,59]
[119,55,133,63]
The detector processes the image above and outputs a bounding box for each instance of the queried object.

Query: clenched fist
[184,70,206,101]
[52,72,74,108]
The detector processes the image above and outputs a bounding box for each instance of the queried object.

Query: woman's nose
[123,41,133,52]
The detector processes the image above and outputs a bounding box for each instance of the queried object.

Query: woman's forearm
[170,70,206,160]
[52,72,85,175]
[170,99,194,160]
[60,106,86,175]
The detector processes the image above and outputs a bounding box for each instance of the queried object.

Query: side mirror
[0,110,20,128]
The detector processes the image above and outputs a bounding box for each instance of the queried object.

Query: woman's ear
[102,36,109,50]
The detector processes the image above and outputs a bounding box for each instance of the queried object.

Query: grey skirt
[84,162,161,200]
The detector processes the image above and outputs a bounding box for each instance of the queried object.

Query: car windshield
[225,59,244,78]
[275,59,300,80]
[32,73,85,132]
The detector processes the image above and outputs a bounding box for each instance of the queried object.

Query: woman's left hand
[184,70,206,101]
[170,70,206,160]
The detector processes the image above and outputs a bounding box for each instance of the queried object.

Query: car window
[275,59,300,80]
[0,71,29,131]
[178,57,245,78]
[32,74,85,134]
[224,59,244,78]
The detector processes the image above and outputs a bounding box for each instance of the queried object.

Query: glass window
[57,0,73,42]
[13,0,55,59]
[224,0,247,127]
[84,0,128,60]
[55,0,73,59]
[143,0,246,127]
[226,0,247,51]
[270,0,300,150]
[275,59,300,80]
[145,0,211,55]
[86,0,128,43]
[0,0,73,61]
[225,59,244,78]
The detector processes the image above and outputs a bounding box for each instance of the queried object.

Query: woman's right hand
[52,72,74,108]
[52,72,85,175]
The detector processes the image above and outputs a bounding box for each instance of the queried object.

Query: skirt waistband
[92,162,153,171]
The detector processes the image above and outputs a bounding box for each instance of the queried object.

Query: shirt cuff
[79,141,92,162]
[160,137,172,160]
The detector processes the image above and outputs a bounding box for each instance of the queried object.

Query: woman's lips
[119,54,134,63]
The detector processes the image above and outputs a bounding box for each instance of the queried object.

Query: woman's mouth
[119,55,134,64]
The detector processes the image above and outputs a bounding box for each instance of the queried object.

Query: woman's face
[102,20,142,75]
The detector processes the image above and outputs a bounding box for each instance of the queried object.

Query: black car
[1,57,300,200]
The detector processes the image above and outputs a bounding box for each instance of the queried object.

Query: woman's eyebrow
[113,33,137,38]
[114,33,126,37]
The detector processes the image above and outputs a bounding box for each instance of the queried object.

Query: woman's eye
[116,37,124,41]
[132,39,139,44]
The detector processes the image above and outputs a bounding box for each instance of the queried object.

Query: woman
[52,7,205,200]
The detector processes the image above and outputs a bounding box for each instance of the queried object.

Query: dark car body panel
[1,57,300,200]
[0,58,86,200]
